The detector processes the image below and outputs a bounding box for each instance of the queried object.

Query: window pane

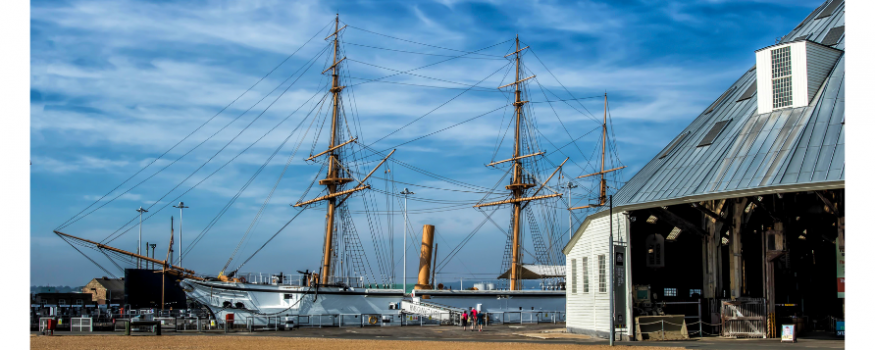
[598,255,607,293]
[583,257,589,293]
[571,259,577,294]
[771,46,793,109]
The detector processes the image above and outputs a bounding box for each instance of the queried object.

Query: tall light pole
[565,182,578,245]
[136,207,148,269]
[173,202,189,267]
[400,188,414,295]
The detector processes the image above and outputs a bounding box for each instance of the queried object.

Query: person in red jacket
[470,307,478,331]
[460,309,468,330]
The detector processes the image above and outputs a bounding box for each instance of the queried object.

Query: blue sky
[31,0,823,286]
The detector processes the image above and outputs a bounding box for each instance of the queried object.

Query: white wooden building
[563,210,632,339]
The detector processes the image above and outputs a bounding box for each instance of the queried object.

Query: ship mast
[509,36,526,291]
[292,14,394,285]
[319,14,349,285]
[475,36,566,290]
[570,93,625,210]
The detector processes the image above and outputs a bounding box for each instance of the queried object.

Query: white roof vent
[755,40,842,114]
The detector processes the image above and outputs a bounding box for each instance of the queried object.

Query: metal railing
[70,317,93,332]
[720,298,767,338]
[233,273,389,288]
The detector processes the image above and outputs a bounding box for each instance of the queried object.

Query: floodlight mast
[136,206,148,269]
[173,202,189,267]
[400,188,414,294]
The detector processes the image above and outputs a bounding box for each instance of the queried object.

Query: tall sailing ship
[54,14,625,326]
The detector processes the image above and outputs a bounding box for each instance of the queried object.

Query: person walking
[470,308,476,331]
[470,307,478,331]
[460,309,468,330]
[478,310,486,331]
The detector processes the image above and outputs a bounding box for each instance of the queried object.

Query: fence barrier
[720,298,767,338]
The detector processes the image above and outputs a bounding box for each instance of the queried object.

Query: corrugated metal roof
[608,0,844,210]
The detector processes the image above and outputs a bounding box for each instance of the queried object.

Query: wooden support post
[729,198,748,300]
[702,200,724,299]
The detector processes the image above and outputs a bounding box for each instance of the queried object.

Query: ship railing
[237,273,308,286]
[236,272,379,288]
[232,272,392,289]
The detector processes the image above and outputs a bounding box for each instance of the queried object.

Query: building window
[75,299,84,306]
[690,289,703,297]
[39,300,46,307]
[582,257,590,293]
[771,46,792,109]
[58,299,66,305]
[571,259,577,294]
[598,255,607,293]
[664,288,678,297]
[646,234,665,268]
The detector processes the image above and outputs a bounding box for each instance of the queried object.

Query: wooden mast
[476,36,566,291]
[320,14,344,285]
[569,93,625,210]
[291,14,393,285]
[510,35,524,291]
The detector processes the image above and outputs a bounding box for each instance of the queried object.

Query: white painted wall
[565,211,632,339]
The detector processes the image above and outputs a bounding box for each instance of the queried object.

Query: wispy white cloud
[31,0,819,285]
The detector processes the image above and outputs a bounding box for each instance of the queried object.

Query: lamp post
[173,202,189,267]
[609,194,614,346]
[400,188,414,295]
[565,181,578,244]
[136,207,148,269]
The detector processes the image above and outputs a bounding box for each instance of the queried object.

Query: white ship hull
[183,279,566,326]
[181,279,405,326]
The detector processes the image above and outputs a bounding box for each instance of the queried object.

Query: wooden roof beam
[647,207,707,238]
[690,202,728,224]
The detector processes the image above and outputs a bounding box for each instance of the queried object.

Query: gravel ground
[31,335,687,350]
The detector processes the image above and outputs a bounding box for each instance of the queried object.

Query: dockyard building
[564,0,845,340]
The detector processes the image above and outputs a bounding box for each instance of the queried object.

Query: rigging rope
[102,44,332,245]
[345,25,505,58]
[344,42,506,60]
[57,21,334,232]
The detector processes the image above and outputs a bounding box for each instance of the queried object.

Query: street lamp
[149,244,157,269]
[565,182,578,245]
[173,202,189,267]
[136,206,148,269]
[400,188,414,294]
